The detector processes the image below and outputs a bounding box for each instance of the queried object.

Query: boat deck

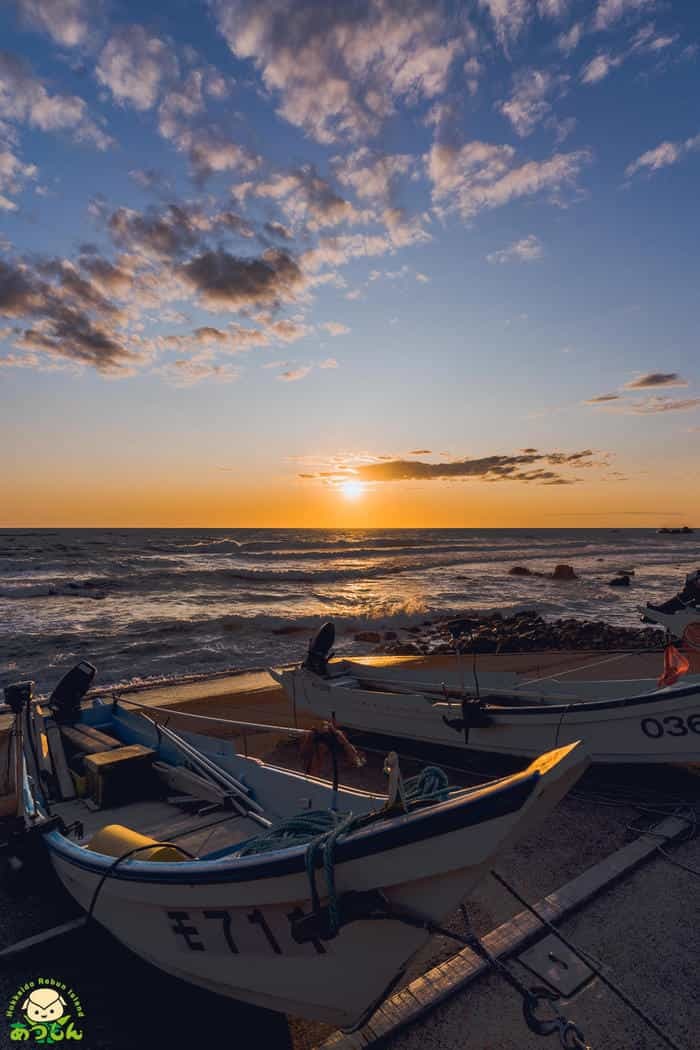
[51,796,262,856]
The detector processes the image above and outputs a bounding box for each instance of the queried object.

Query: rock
[508,566,532,576]
[387,642,421,655]
[552,564,578,581]
[383,630,397,641]
[608,575,630,587]
[354,631,381,644]
[271,625,308,635]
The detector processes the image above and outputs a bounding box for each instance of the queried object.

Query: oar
[147,719,270,825]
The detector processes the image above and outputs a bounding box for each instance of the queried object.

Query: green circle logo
[5,978,85,1044]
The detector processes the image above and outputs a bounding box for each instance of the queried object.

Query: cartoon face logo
[22,987,67,1024]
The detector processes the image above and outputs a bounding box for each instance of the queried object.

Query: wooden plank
[45,720,75,800]
[75,725,121,750]
[33,705,55,786]
[320,814,689,1049]
[60,726,115,755]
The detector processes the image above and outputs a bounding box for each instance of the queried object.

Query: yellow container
[87,824,188,863]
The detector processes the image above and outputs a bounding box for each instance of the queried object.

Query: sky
[1,0,699,528]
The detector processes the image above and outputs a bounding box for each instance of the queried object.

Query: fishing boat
[1,683,26,831]
[272,623,700,767]
[641,569,700,639]
[14,663,587,1029]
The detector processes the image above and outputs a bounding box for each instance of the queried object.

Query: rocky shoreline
[355,610,666,657]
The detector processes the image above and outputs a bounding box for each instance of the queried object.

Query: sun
[339,480,365,500]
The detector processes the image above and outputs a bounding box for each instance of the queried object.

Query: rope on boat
[236,766,450,936]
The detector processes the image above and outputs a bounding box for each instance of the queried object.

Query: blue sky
[1,0,699,525]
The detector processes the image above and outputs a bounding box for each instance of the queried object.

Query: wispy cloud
[581,52,625,84]
[300,447,604,486]
[13,0,92,47]
[624,372,688,388]
[211,0,465,144]
[427,141,591,221]
[277,364,312,382]
[594,0,656,32]
[321,321,350,336]
[486,234,543,263]
[0,50,112,150]
[498,68,568,138]
[626,134,700,177]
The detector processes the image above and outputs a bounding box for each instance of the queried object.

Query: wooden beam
[320,814,690,1049]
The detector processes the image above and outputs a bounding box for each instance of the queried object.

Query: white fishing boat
[272,624,700,767]
[641,569,700,639]
[16,663,586,1029]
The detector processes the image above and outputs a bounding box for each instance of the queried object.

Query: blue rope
[236,764,452,936]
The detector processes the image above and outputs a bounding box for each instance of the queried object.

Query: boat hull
[45,744,585,1028]
[282,670,700,765]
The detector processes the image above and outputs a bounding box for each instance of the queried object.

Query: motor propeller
[303,622,335,676]
[48,661,96,723]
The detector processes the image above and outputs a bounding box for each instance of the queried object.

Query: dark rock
[354,631,381,643]
[383,630,398,640]
[608,575,630,587]
[552,564,578,580]
[509,566,532,576]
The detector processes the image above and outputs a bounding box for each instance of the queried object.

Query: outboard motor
[48,661,96,724]
[303,622,335,677]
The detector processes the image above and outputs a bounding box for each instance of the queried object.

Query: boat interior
[30,700,383,862]
[327,660,697,705]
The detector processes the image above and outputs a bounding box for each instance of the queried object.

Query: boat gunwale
[41,770,540,885]
[306,668,700,717]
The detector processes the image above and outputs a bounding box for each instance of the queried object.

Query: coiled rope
[237,765,451,936]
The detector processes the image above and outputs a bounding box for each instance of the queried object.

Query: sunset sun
[340,480,365,501]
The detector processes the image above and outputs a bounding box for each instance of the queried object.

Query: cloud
[537,0,571,15]
[107,204,206,259]
[277,364,312,382]
[584,393,621,403]
[300,233,391,272]
[319,357,338,368]
[557,22,583,54]
[0,142,37,210]
[624,372,688,389]
[96,25,178,111]
[334,147,413,201]
[180,248,306,310]
[487,233,543,263]
[0,50,112,149]
[627,397,700,414]
[211,0,465,144]
[13,0,91,47]
[0,256,141,373]
[250,166,367,231]
[161,123,260,182]
[625,134,700,177]
[498,69,567,138]
[580,52,624,84]
[157,355,239,386]
[321,321,350,336]
[301,448,601,485]
[593,0,655,32]
[478,0,530,52]
[427,140,591,220]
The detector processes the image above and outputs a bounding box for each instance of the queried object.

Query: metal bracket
[517,934,595,997]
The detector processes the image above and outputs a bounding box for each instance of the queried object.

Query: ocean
[2,528,698,695]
